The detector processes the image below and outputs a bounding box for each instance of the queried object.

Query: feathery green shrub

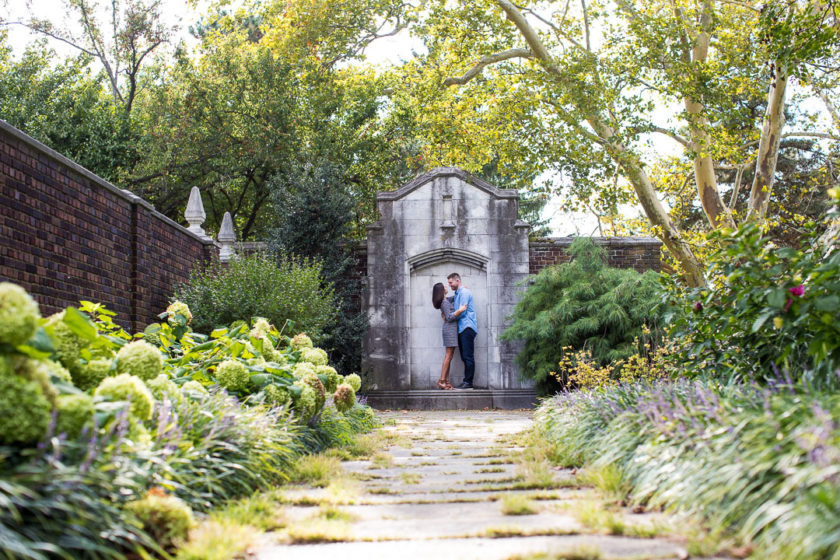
[501,238,664,393]
[174,252,336,339]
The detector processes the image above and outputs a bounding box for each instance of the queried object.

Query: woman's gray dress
[440,296,459,347]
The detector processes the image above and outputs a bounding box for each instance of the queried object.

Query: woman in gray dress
[432,282,466,390]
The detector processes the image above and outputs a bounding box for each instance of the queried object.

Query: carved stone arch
[407,248,489,273]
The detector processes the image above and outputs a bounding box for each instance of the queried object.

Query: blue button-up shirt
[453,287,477,334]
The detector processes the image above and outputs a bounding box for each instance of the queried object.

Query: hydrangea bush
[0,282,379,559]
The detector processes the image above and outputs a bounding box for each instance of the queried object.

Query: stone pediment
[377,167,519,202]
[407,247,489,272]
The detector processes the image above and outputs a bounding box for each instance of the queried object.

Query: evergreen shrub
[174,252,336,339]
[501,238,664,393]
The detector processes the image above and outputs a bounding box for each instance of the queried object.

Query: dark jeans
[457,327,477,384]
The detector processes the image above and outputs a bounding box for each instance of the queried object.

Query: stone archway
[407,250,489,389]
[363,167,535,408]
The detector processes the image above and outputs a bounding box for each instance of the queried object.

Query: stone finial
[218,211,236,262]
[185,186,207,236]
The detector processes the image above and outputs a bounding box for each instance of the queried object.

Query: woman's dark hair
[432,283,445,309]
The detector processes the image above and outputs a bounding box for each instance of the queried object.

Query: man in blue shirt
[447,272,477,389]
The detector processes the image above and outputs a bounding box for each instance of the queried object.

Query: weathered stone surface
[364,168,531,402]
[258,411,709,560]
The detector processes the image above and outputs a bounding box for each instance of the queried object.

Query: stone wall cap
[0,118,214,246]
[377,167,519,202]
[529,236,662,247]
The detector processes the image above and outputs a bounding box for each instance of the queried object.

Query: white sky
[1,0,647,236]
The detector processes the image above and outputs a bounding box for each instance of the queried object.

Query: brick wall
[529,237,662,275]
[0,120,217,331]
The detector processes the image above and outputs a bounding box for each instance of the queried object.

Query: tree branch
[442,48,533,86]
[650,126,690,148]
[0,21,98,57]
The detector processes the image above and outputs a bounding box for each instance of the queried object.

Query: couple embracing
[431,273,477,390]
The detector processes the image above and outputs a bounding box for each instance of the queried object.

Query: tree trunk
[746,64,788,223]
[588,118,706,287]
[682,6,735,229]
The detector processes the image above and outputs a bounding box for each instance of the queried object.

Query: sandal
[437,380,448,390]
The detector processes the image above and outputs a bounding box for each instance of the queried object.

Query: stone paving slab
[259,534,688,560]
[257,411,714,560]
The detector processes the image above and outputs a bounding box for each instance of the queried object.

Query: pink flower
[789,284,804,298]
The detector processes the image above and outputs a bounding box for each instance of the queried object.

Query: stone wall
[0,119,216,331]
[365,168,531,392]
[529,237,661,275]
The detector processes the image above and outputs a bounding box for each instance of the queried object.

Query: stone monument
[363,167,537,409]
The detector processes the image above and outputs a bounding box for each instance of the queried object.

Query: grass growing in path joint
[500,493,538,515]
[290,454,344,487]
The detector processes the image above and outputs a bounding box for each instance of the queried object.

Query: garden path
[257,411,703,560]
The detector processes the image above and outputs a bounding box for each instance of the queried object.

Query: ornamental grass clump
[0,282,40,346]
[535,381,840,559]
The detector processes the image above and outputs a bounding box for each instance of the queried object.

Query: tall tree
[0,34,138,180]
[396,0,840,286]
[2,0,173,115]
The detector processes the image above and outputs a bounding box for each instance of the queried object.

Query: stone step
[363,389,538,410]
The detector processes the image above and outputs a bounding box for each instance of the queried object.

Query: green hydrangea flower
[146,374,179,400]
[7,356,58,405]
[315,365,341,393]
[41,359,72,385]
[266,348,287,365]
[55,393,94,438]
[344,373,362,393]
[166,301,192,325]
[181,380,208,396]
[300,347,328,366]
[293,361,317,379]
[293,381,318,420]
[0,282,41,346]
[264,384,291,408]
[250,318,271,339]
[124,491,194,550]
[291,333,313,350]
[246,356,266,367]
[45,311,90,372]
[116,340,163,381]
[94,373,155,421]
[74,358,113,391]
[333,383,356,413]
[302,372,326,411]
[214,360,250,393]
[0,374,51,445]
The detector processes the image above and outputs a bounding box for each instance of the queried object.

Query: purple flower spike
[789,284,804,298]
